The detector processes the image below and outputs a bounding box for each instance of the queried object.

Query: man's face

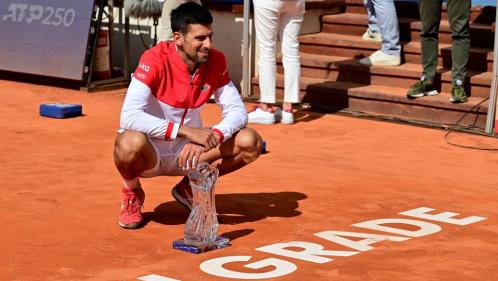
[175,23,213,65]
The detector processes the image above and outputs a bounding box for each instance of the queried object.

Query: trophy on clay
[173,162,230,253]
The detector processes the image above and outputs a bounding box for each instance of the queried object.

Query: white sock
[123,177,140,190]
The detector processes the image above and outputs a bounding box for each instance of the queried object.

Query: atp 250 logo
[2,3,76,27]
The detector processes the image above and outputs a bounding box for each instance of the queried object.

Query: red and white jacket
[120,41,247,143]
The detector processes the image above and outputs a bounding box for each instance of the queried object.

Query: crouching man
[114,3,262,229]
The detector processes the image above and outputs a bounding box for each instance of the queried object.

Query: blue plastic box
[39,103,83,119]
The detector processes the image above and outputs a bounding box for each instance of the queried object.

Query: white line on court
[137,274,181,281]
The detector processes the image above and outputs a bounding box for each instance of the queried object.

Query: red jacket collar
[162,41,206,83]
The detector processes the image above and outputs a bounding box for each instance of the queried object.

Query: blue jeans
[364,0,401,56]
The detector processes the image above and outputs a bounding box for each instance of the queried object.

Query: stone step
[321,13,495,48]
[409,20,494,48]
[344,0,494,23]
[251,74,489,128]
[276,53,492,97]
[298,32,494,71]
[403,40,493,72]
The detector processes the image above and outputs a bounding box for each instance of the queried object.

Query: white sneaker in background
[362,28,382,43]
[281,110,294,124]
[248,107,277,124]
[359,50,401,66]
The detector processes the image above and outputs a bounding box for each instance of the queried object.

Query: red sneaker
[171,176,193,210]
[119,187,145,229]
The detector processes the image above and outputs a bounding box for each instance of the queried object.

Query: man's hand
[178,126,220,151]
[178,143,205,170]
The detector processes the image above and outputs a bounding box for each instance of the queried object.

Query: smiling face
[174,23,213,68]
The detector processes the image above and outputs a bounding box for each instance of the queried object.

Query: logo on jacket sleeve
[138,63,151,72]
[135,73,147,80]
[201,84,211,91]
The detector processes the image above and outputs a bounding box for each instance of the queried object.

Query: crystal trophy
[173,162,230,254]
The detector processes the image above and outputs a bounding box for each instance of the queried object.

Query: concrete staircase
[251,0,496,128]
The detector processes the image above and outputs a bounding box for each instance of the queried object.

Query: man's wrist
[177,125,189,138]
[211,128,224,143]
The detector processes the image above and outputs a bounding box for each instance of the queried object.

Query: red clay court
[1,80,498,280]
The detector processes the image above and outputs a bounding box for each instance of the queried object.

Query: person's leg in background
[359,0,401,66]
[406,0,440,98]
[158,0,202,42]
[419,0,441,83]
[362,0,382,43]
[447,0,471,103]
[278,0,304,124]
[249,0,282,124]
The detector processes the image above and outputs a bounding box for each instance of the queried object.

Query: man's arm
[211,81,248,142]
[120,78,180,140]
[177,125,220,151]
[121,78,220,150]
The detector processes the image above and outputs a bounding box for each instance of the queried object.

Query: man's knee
[114,131,149,164]
[236,127,263,162]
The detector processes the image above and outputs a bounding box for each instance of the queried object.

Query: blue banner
[0,0,95,80]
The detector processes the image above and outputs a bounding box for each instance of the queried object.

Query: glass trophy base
[173,236,230,254]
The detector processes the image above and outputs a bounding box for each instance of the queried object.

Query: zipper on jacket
[180,73,195,125]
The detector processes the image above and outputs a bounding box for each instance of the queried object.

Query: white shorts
[140,137,190,178]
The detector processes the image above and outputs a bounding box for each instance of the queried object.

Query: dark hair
[171,2,213,35]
